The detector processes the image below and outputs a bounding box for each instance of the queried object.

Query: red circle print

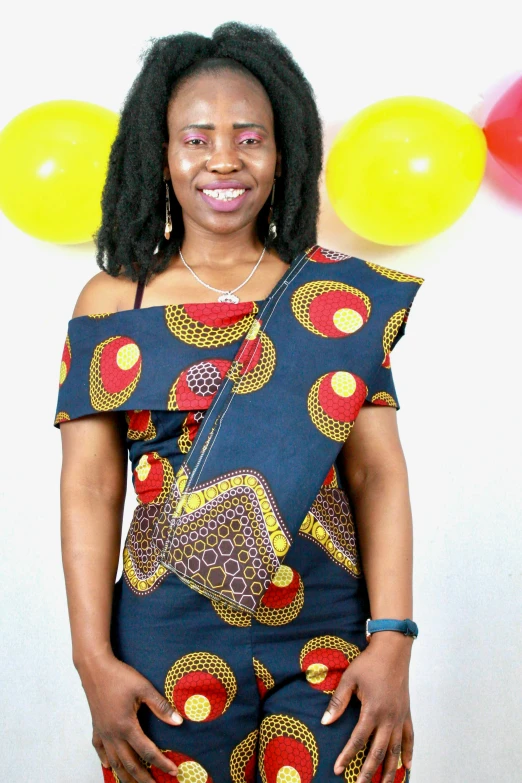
[99,336,141,394]
[317,371,367,422]
[308,289,369,337]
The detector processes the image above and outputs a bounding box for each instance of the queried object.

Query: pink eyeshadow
[237,132,263,142]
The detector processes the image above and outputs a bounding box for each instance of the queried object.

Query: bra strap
[133,277,146,309]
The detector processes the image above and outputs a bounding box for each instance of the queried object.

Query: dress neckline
[69,299,267,323]
[69,245,316,324]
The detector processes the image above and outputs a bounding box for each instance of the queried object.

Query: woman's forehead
[168,69,274,127]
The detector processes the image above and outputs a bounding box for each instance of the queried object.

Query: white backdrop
[1,2,521,781]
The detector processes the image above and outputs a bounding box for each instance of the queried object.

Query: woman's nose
[207,156,241,174]
[206,143,243,174]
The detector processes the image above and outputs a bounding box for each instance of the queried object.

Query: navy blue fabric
[109,514,413,782]
[54,245,423,782]
[148,248,424,612]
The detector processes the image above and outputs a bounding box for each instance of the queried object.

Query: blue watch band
[366,618,418,639]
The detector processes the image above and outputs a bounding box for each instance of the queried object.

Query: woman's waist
[126,457,363,581]
[126,408,200,505]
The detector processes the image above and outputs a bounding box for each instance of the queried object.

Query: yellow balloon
[326,96,487,245]
[0,100,119,244]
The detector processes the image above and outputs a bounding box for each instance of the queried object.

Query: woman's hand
[77,651,184,783]
[321,632,414,781]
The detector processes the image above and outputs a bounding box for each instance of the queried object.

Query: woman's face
[163,68,281,238]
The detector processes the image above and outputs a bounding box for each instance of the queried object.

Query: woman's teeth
[202,188,246,201]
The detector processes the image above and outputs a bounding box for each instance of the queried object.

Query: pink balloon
[474,71,522,123]
[484,76,522,184]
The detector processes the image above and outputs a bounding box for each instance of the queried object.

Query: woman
[55,22,424,783]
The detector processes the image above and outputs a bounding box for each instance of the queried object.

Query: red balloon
[484,75,522,183]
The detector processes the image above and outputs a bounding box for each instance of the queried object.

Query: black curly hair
[93,22,323,282]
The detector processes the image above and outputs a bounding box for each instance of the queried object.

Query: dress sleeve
[54,330,74,426]
[53,313,143,428]
[365,361,401,409]
[364,265,425,411]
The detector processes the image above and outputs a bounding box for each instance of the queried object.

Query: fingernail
[171,712,183,724]
[169,770,178,776]
[321,711,331,725]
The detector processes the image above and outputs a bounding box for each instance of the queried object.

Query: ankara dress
[54,244,424,783]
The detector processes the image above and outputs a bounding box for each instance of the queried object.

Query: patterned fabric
[55,243,422,782]
[106,524,411,782]
[54,244,424,614]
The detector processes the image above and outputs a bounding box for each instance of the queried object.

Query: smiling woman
[93,28,322,285]
[166,64,280,223]
[54,21,423,783]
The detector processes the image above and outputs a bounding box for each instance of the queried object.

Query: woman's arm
[341,401,414,623]
[60,411,127,671]
[57,275,183,783]
[322,402,415,782]
[60,271,132,670]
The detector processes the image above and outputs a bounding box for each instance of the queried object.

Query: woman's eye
[184,136,261,146]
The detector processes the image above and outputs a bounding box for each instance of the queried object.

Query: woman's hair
[93,22,323,281]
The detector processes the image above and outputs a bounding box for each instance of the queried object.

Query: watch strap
[366,618,418,639]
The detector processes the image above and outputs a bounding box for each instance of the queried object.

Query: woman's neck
[178,219,266,271]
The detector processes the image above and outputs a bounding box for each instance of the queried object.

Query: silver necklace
[178,245,267,304]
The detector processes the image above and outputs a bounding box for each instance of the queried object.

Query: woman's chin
[192,213,259,237]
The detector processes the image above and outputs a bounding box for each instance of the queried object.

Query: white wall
[2,2,521,781]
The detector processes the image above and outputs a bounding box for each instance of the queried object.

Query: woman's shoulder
[308,245,424,283]
[72,270,138,319]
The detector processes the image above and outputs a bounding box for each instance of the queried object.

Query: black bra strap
[133,277,146,309]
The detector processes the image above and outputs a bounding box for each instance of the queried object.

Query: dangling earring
[267,178,277,240]
[164,176,172,240]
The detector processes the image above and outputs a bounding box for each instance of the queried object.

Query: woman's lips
[198,187,251,212]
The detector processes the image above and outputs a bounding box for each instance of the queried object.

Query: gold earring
[164,177,172,240]
[267,178,277,240]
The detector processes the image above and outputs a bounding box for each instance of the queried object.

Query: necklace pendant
[218,292,240,304]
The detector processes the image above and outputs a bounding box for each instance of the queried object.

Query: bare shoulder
[72,270,137,318]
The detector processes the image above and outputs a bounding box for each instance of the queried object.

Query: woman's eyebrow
[179,122,268,132]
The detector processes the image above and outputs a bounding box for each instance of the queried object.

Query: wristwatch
[365,618,418,640]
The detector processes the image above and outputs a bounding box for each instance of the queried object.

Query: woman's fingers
[321,670,356,725]
[115,740,164,783]
[98,733,179,783]
[82,660,183,780]
[379,725,404,782]
[333,712,375,775]
[92,729,111,769]
[126,722,179,776]
[401,709,414,770]
[104,743,146,783]
[348,725,393,782]
[140,682,184,726]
